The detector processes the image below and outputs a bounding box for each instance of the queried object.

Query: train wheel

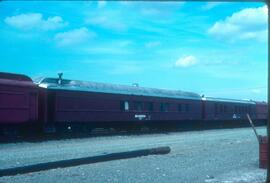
[2,126,19,138]
[56,123,73,137]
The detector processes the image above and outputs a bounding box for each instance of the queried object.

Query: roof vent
[58,73,63,85]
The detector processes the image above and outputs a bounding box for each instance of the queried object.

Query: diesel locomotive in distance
[0,72,267,136]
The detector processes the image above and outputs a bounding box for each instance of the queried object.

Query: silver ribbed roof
[34,77,201,100]
[202,97,256,104]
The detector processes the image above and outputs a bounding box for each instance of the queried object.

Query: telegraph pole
[267,1,270,182]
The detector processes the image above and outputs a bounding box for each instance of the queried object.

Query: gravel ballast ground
[0,127,267,183]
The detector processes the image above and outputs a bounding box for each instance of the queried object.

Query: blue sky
[0,1,267,101]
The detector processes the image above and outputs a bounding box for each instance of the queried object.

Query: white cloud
[141,8,161,16]
[145,41,161,48]
[97,1,106,8]
[109,62,142,75]
[208,5,268,42]
[86,16,126,31]
[139,2,185,22]
[201,2,225,11]
[86,47,131,55]
[251,89,262,94]
[175,55,197,68]
[84,40,133,55]
[4,13,68,31]
[117,40,133,47]
[54,27,95,46]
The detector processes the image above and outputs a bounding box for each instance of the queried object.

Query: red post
[260,136,268,169]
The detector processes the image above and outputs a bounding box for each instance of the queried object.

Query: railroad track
[0,123,266,144]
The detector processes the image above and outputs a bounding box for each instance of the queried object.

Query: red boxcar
[0,72,38,129]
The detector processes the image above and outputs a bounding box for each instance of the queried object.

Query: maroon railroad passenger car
[0,72,39,134]
[35,77,202,133]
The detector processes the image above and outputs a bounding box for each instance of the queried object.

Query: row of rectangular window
[234,105,252,114]
[214,104,227,114]
[178,104,190,112]
[121,101,190,112]
[214,104,252,114]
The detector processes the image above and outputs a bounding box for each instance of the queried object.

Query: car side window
[121,101,129,111]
